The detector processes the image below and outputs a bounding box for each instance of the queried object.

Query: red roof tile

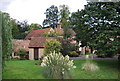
[29,37,63,48]
[25,25,76,40]
[25,28,51,40]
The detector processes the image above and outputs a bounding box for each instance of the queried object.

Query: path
[69,55,118,60]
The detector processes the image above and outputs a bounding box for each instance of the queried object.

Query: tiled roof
[12,39,30,52]
[29,37,63,48]
[25,28,51,40]
[25,25,76,40]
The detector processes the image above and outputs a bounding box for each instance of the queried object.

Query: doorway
[34,48,39,60]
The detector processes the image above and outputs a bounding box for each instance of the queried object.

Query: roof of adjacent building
[12,39,30,52]
[29,37,63,48]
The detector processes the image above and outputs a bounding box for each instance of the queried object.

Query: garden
[3,60,118,79]
[3,39,119,79]
[1,2,120,80]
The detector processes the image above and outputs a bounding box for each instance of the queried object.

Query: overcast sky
[1,0,87,25]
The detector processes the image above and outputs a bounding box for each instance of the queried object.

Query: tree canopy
[70,2,120,56]
[43,5,59,28]
[59,5,71,39]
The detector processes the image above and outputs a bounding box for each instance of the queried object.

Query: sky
[1,0,88,25]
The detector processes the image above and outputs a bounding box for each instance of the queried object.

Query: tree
[16,20,29,39]
[42,30,60,37]
[44,39,61,55]
[0,11,12,73]
[59,5,71,39]
[27,23,41,33]
[70,2,120,57]
[10,19,21,39]
[43,5,59,28]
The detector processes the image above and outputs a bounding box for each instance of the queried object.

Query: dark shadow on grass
[93,60,119,72]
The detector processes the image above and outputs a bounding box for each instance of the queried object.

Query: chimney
[57,24,61,29]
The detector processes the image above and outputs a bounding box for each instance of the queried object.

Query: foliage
[42,30,60,37]
[44,39,61,55]
[97,54,105,58]
[41,52,76,79]
[10,19,30,39]
[61,40,78,56]
[10,19,21,39]
[43,5,59,28]
[1,12,12,60]
[27,23,41,33]
[17,49,28,55]
[16,49,28,60]
[59,5,71,39]
[0,11,12,72]
[70,2,120,56]
[69,51,79,57]
[82,61,99,72]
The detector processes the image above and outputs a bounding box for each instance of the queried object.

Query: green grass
[3,60,118,79]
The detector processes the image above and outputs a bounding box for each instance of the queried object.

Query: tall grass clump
[82,61,99,72]
[41,51,76,79]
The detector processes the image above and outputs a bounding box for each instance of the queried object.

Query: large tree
[10,19,21,39]
[0,11,12,74]
[59,4,71,39]
[16,20,29,39]
[70,2,120,57]
[1,12,12,59]
[43,5,59,28]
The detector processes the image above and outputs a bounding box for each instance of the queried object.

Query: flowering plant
[41,51,76,79]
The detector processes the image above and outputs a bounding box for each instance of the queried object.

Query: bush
[41,51,76,79]
[82,61,99,72]
[97,53,114,58]
[17,49,28,60]
[61,40,78,56]
[69,51,79,57]
[44,39,61,55]
[97,54,105,58]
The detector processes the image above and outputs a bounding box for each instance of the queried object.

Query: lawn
[3,60,118,79]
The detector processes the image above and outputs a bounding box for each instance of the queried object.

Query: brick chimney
[57,24,61,29]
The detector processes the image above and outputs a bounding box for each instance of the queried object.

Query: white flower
[68,68,70,70]
[67,61,73,66]
[71,60,73,62]
[62,72,64,74]
[65,55,69,60]
[42,59,46,63]
[41,63,46,67]
[73,66,76,68]
[44,56,47,59]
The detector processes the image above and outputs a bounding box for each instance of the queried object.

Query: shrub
[44,39,61,55]
[69,51,79,57]
[17,49,28,60]
[61,40,78,56]
[82,61,99,72]
[41,51,76,79]
[97,54,105,58]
